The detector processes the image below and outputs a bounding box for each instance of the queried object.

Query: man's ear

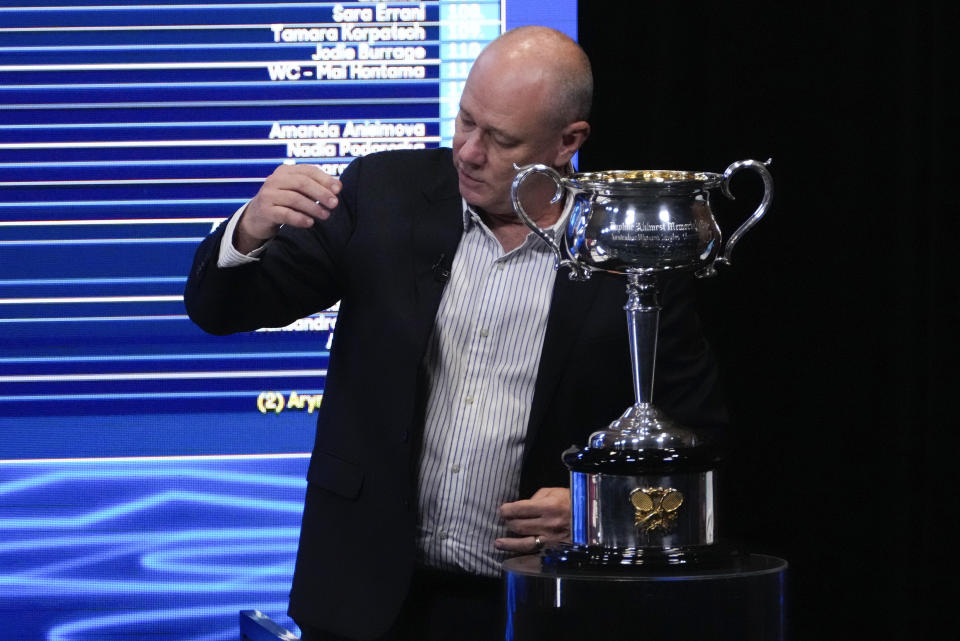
[553,121,591,167]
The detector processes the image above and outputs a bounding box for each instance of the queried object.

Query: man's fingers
[268,189,332,222]
[232,163,341,253]
[495,536,542,553]
[246,184,334,231]
[500,498,568,521]
[503,517,540,537]
[260,164,342,216]
[284,162,341,185]
[264,175,338,213]
[288,164,343,205]
[497,489,571,554]
[503,515,568,537]
[273,206,326,229]
[499,498,543,520]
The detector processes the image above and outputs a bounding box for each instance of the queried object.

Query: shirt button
[496,263,505,272]
[438,531,448,540]
[450,464,461,473]
[479,328,489,337]
[465,395,474,404]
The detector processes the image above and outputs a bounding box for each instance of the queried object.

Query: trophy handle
[511,163,591,280]
[714,158,773,269]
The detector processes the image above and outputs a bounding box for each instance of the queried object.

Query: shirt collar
[461,198,571,248]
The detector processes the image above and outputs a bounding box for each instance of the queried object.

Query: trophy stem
[624,273,660,411]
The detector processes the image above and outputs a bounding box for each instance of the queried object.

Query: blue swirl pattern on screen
[0,456,305,640]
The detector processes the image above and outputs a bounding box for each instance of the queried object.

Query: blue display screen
[0,2,576,638]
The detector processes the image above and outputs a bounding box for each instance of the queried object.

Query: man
[185,26,725,641]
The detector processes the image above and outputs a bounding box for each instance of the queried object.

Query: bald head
[475,26,593,128]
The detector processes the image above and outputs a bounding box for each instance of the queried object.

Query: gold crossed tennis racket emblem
[629,487,684,533]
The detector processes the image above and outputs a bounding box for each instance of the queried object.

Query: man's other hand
[235,164,342,253]
[496,487,570,554]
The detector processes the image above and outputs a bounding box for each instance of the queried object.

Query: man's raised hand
[234,164,342,253]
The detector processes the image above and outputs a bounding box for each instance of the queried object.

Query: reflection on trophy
[511,160,773,567]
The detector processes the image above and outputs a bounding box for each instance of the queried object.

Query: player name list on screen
[0,1,503,458]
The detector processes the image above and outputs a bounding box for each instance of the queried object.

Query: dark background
[579,2,954,640]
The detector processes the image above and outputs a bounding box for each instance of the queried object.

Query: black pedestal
[504,553,787,641]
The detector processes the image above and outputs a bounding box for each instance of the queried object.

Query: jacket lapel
[411,161,463,355]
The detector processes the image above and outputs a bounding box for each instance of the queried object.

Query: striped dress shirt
[218,196,566,577]
[416,201,565,577]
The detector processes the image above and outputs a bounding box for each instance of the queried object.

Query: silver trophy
[511,160,772,567]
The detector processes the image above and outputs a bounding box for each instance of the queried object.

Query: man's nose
[458,129,486,166]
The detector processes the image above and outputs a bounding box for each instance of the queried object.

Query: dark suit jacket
[184,148,726,640]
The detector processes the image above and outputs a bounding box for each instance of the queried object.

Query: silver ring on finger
[534,535,544,551]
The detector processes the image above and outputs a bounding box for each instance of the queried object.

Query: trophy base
[541,542,740,571]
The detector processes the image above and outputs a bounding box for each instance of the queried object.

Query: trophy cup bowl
[511,159,773,568]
